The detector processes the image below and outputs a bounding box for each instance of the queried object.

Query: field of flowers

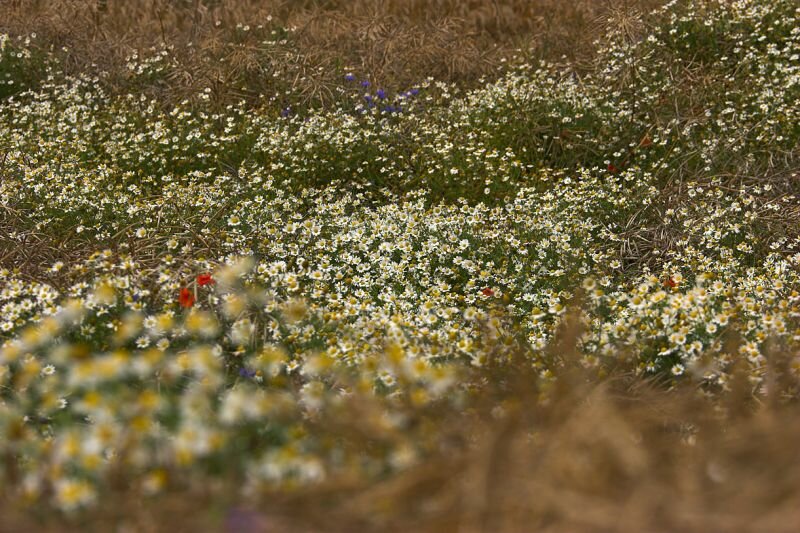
[1,0,800,530]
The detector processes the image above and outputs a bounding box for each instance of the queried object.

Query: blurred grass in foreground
[3,310,800,532]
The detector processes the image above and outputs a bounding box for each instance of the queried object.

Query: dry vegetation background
[1,0,662,107]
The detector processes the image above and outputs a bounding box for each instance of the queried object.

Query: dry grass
[4,318,800,533]
[617,166,800,275]
[0,0,665,107]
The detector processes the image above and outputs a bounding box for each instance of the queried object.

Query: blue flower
[376,89,386,100]
[238,367,256,378]
[344,73,356,82]
[409,88,420,96]
[361,80,370,88]
[280,107,291,118]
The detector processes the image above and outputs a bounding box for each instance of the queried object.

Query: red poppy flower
[664,277,677,289]
[607,163,619,174]
[481,287,495,297]
[197,273,214,286]
[179,287,195,308]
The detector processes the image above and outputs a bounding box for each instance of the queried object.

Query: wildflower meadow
[1,0,800,531]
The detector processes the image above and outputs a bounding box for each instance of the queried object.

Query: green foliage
[0,34,48,100]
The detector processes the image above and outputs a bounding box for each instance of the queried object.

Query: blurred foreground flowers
[1,258,799,528]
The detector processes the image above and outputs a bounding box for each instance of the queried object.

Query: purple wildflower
[238,367,256,378]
